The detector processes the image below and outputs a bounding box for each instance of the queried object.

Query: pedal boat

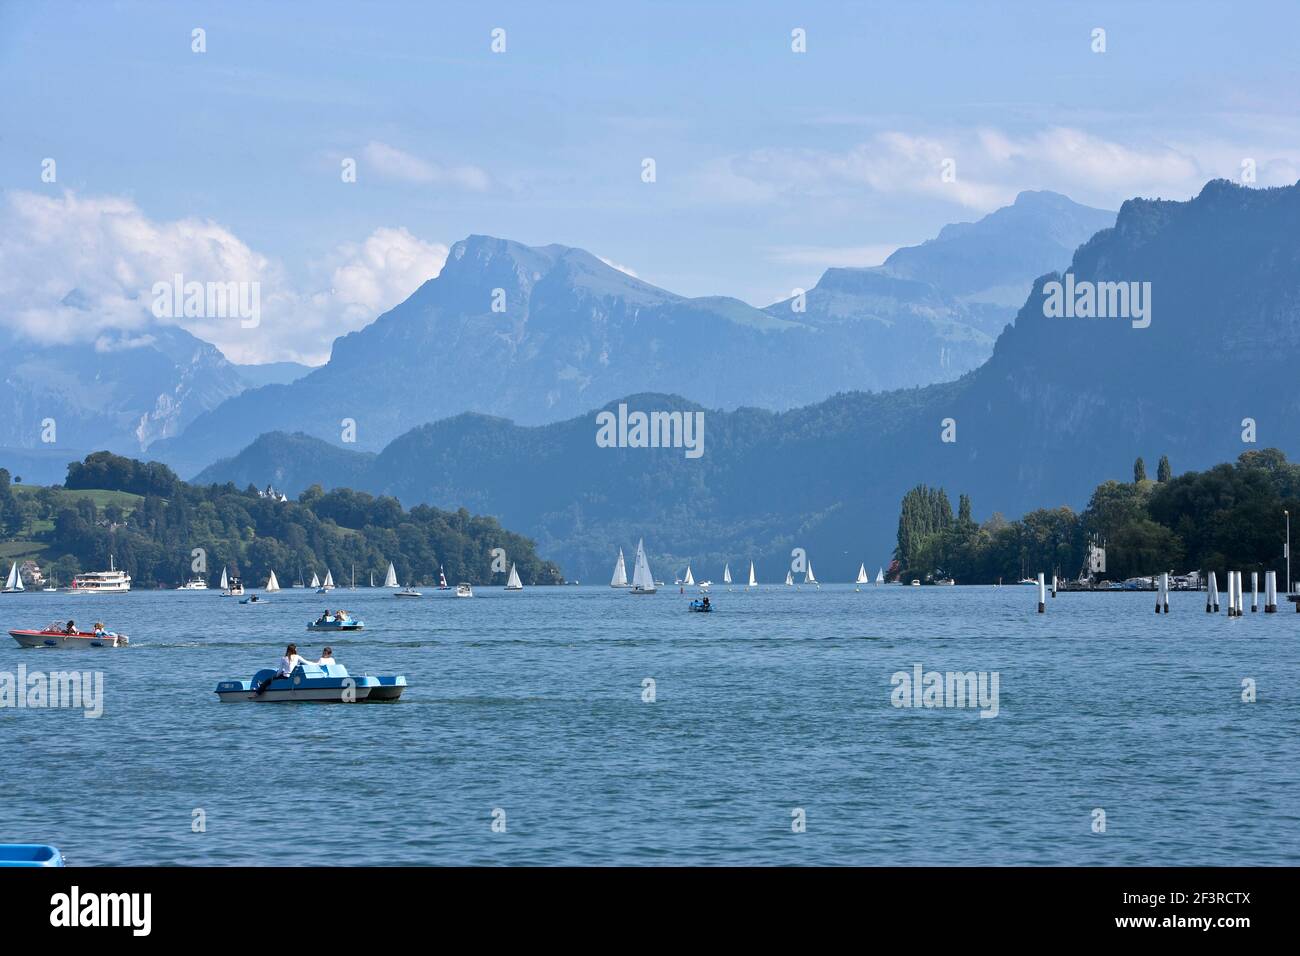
[0,844,64,867]
[687,600,712,613]
[9,625,129,648]
[306,617,364,632]
[215,661,406,703]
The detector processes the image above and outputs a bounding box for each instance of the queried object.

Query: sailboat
[318,570,335,594]
[875,567,885,585]
[309,572,320,589]
[221,568,244,596]
[3,561,25,593]
[723,564,732,588]
[219,568,228,591]
[747,562,757,588]
[683,565,695,586]
[785,570,794,586]
[437,565,451,591]
[383,561,399,588]
[350,565,356,590]
[856,563,869,585]
[630,539,657,594]
[610,548,629,588]
[265,570,280,592]
[505,564,524,591]
[805,561,819,589]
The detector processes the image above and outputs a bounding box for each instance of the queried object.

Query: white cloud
[690,126,1298,212]
[0,190,447,365]
[361,141,490,191]
[597,255,639,277]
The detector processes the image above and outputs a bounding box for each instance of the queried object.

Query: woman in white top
[317,646,337,666]
[255,643,308,695]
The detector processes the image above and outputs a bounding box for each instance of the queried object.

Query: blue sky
[2,0,1298,363]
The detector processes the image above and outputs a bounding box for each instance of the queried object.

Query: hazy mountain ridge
[154,193,1111,476]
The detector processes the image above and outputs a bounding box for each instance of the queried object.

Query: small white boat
[309,572,321,589]
[875,567,885,585]
[3,561,26,593]
[855,563,869,585]
[177,576,208,590]
[723,564,732,586]
[504,564,524,591]
[629,539,657,594]
[785,570,794,586]
[911,579,921,586]
[265,570,281,592]
[383,562,399,588]
[220,568,244,596]
[437,567,451,591]
[455,582,473,598]
[395,585,422,598]
[317,570,335,594]
[747,562,757,588]
[936,577,955,586]
[610,548,629,588]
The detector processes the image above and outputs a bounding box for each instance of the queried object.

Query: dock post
[1265,571,1277,613]
[1051,574,1057,598]
[1233,572,1243,617]
[1252,572,1259,612]
[1157,572,1169,613]
[1206,572,1219,613]
[1037,572,1046,613]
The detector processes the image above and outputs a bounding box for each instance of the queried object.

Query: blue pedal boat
[306,616,364,632]
[0,844,64,867]
[215,661,405,703]
[688,599,713,612]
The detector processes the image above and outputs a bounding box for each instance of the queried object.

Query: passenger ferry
[71,557,131,593]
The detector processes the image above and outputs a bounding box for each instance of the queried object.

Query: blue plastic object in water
[0,844,65,867]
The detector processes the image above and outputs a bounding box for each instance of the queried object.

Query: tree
[1157,455,1172,483]
[1134,457,1147,483]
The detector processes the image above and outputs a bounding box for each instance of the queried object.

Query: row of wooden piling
[1035,569,1287,613]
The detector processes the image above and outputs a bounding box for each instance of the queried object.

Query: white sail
[310,572,320,588]
[506,564,523,590]
[723,564,732,584]
[383,561,399,588]
[611,549,628,587]
[323,570,335,588]
[631,539,656,592]
[220,568,229,590]
[856,563,868,584]
[785,570,794,586]
[266,570,280,591]
[805,561,817,584]
[5,561,23,591]
[748,562,757,587]
[875,567,885,584]
[439,566,449,588]
[684,565,694,586]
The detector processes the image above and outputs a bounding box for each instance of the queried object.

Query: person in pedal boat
[315,608,333,625]
[317,646,337,666]
[254,643,309,695]
[334,609,349,622]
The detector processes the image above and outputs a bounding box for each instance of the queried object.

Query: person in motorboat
[64,620,77,635]
[255,643,309,696]
[317,646,336,666]
[92,622,106,638]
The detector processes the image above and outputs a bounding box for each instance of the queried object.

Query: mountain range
[195,180,1300,581]
[150,190,1113,475]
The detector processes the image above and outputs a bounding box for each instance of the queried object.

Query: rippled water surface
[1,584,1296,865]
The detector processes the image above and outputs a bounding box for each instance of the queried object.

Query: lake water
[1,584,1296,865]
